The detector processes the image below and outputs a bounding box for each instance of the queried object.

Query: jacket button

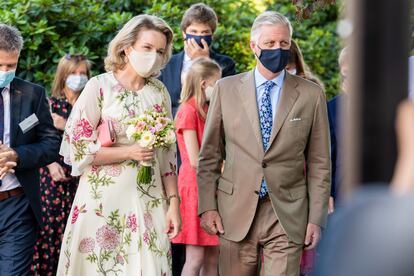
[262,162,267,168]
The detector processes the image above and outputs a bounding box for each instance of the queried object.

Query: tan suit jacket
[197,70,331,244]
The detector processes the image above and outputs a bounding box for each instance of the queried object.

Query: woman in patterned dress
[56,15,181,275]
[32,54,91,275]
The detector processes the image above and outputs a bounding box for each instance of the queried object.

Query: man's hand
[0,142,18,166]
[184,38,210,59]
[0,161,16,179]
[304,223,321,250]
[200,210,224,235]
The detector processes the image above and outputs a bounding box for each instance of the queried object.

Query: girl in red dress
[173,57,221,276]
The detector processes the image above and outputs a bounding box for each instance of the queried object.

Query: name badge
[19,113,39,133]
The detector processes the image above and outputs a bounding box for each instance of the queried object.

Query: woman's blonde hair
[104,14,174,73]
[180,57,221,119]
[51,54,91,98]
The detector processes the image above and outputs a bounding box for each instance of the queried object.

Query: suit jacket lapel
[239,71,264,152]
[9,81,22,146]
[267,74,299,149]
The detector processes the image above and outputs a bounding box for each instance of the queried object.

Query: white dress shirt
[180,53,195,85]
[254,68,286,120]
[0,85,21,191]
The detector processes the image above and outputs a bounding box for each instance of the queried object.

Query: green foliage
[264,0,340,99]
[0,0,340,98]
[0,0,139,91]
[144,0,259,72]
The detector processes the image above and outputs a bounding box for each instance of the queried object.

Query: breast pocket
[284,118,309,149]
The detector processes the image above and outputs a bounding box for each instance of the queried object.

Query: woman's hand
[164,199,181,239]
[127,144,155,162]
[47,162,70,182]
[51,113,67,131]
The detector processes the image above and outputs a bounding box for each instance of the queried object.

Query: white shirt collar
[2,84,10,93]
[254,67,285,89]
[184,53,192,62]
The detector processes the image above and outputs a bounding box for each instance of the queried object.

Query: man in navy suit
[159,4,236,275]
[327,47,349,212]
[0,24,60,275]
[159,3,236,117]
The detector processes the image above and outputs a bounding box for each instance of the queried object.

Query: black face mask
[257,46,291,73]
[185,33,212,49]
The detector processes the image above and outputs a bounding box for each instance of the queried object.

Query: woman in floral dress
[31,54,91,276]
[56,15,181,275]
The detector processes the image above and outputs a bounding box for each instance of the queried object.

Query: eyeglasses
[65,54,87,61]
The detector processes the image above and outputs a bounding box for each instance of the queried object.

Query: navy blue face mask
[257,46,291,73]
[185,33,212,49]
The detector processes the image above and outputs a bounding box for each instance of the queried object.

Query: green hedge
[0,0,340,98]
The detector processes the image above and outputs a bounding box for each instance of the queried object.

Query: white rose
[164,129,176,144]
[126,125,136,140]
[139,131,156,148]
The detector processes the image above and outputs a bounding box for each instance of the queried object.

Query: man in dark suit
[0,24,60,275]
[159,4,236,275]
[327,47,349,212]
[159,3,236,117]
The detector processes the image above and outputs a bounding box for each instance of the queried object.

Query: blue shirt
[254,68,285,120]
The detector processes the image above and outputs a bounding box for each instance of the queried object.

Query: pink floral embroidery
[113,83,124,93]
[144,212,153,229]
[103,165,121,177]
[72,118,93,141]
[128,109,136,117]
[79,237,95,253]
[96,225,120,251]
[71,204,87,224]
[91,165,99,173]
[116,253,125,265]
[126,213,138,232]
[143,230,150,244]
[154,104,163,113]
[71,207,79,224]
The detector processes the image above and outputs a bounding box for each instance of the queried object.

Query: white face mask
[128,48,163,78]
[205,86,214,101]
[66,74,88,92]
[287,68,297,75]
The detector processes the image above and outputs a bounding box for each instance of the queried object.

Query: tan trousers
[219,198,303,276]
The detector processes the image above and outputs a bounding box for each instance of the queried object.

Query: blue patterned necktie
[258,80,275,198]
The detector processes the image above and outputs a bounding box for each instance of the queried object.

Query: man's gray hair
[0,24,24,52]
[250,11,293,43]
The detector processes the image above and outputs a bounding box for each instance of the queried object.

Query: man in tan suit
[197,11,331,276]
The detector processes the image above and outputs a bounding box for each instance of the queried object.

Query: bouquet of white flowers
[126,104,176,184]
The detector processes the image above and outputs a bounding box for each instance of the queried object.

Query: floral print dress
[56,72,177,276]
[32,97,79,275]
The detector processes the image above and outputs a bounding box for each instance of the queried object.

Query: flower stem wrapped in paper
[126,104,176,184]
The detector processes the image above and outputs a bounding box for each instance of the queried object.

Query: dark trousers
[0,193,38,275]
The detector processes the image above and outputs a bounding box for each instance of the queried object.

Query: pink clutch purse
[97,119,116,147]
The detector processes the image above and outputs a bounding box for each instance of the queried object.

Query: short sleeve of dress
[175,103,197,134]
[60,77,102,176]
[156,81,177,177]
